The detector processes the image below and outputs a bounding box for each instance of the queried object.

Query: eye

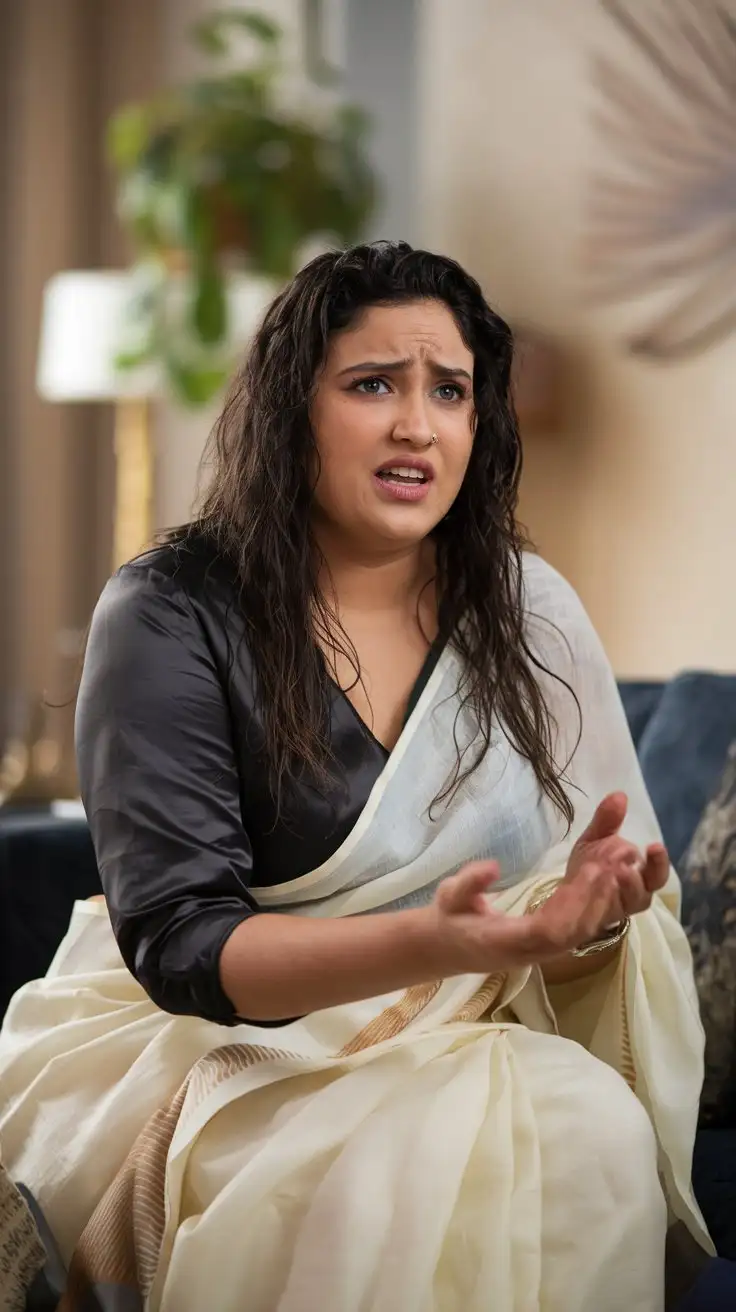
[353,376,391,395]
[434,382,465,402]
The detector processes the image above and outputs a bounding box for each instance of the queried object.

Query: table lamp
[36,270,159,570]
[0,269,272,808]
[35,268,275,568]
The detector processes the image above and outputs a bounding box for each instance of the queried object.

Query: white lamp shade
[36,269,276,404]
[36,271,159,402]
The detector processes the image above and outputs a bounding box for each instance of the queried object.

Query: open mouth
[374,462,433,486]
[372,460,434,503]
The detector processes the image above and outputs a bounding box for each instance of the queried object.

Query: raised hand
[556,791,669,927]
[430,793,670,976]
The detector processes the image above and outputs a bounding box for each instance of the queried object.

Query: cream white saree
[0,556,712,1311]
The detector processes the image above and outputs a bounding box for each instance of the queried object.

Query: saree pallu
[0,556,713,1310]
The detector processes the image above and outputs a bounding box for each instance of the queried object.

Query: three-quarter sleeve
[75,564,258,1025]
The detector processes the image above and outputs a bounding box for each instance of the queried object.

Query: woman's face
[310,299,476,552]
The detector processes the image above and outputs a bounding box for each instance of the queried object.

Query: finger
[578,792,628,845]
[615,862,652,916]
[437,861,500,915]
[453,862,501,916]
[569,873,623,942]
[641,843,670,894]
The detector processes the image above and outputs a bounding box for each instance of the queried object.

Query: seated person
[0,241,712,1311]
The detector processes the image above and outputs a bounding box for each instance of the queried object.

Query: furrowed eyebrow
[338,358,472,384]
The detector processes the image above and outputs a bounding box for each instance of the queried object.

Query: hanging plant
[107,7,376,404]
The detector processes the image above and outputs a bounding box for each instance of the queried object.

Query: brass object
[570,915,630,959]
[0,696,78,808]
[112,397,153,570]
[1,401,153,807]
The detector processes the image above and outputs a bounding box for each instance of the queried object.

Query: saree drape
[0,556,711,1310]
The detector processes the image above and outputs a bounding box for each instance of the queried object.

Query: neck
[313,524,435,614]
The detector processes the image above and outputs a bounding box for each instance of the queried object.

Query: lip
[372,456,435,503]
[374,456,435,480]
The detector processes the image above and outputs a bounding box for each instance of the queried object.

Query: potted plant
[107,7,376,405]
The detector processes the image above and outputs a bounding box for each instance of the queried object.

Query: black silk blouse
[75,534,441,1027]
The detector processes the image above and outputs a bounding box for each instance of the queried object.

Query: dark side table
[0,805,101,1021]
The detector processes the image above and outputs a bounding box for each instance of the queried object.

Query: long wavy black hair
[191,241,575,824]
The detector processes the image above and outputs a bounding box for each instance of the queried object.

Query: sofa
[1,669,736,1307]
[616,672,736,1263]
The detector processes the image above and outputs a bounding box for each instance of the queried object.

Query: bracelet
[571,917,630,958]
[524,878,630,957]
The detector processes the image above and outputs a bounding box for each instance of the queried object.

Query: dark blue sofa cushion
[617,680,666,751]
[619,674,736,871]
[676,1255,736,1310]
[619,675,736,1263]
[693,1131,736,1262]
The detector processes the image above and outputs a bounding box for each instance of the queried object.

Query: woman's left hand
[529,792,670,985]
[561,791,670,931]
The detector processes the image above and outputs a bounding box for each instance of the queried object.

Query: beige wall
[418,0,736,678]
[154,0,736,677]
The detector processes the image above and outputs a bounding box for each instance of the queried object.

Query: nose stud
[430,433,438,445]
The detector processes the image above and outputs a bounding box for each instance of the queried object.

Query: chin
[363,506,440,549]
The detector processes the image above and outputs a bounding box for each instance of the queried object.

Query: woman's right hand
[430,793,664,975]
[220,796,667,1022]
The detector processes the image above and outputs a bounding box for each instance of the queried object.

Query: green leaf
[191,21,228,55]
[141,127,179,179]
[114,347,154,372]
[335,103,371,142]
[165,354,229,406]
[191,264,228,345]
[191,9,282,57]
[250,193,302,278]
[107,104,151,168]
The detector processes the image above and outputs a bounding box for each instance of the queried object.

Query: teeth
[380,466,426,481]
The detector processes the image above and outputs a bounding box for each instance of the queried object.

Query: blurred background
[1,0,735,804]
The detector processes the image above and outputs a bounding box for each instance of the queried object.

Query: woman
[0,242,711,1310]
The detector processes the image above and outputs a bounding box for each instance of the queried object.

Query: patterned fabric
[683,742,736,1127]
[0,1162,45,1312]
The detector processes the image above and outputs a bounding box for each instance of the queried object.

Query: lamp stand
[0,399,155,809]
[112,397,154,570]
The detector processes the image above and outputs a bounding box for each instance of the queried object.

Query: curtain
[0,0,162,792]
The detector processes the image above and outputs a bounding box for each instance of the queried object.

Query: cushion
[617,680,665,750]
[682,743,736,1127]
[0,809,101,1022]
[674,1254,736,1310]
[693,1130,736,1262]
[635,673,736,870]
